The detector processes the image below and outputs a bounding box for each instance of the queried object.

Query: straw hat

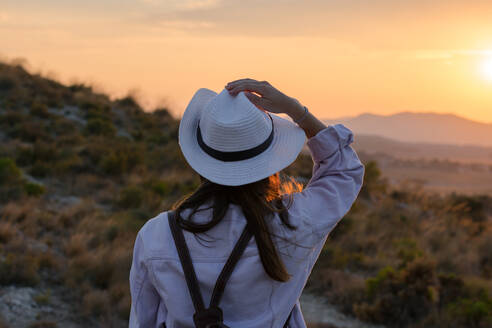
[178,88,306,186]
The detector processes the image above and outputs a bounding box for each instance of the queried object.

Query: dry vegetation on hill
[0,62,491,328]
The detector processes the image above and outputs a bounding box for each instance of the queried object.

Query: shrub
[447,295,492,328]
[99,151,127,176]
[29,161,51,178]
[449,194,486,222]
[9,121,50,143]
[53,154,84,175]
[0,111,24,125]
[0,75,17,91]
[327,215,354,240]
[0,157,25,202]
[82,289,110,317]
[117,209,151,232]
[0,157,22,185]
[355,259,439,326]
[84,118,116,137]
[104,225,119,242]
[34,289,52,306]
[116,96,140,109]
[30,102,51,118]
[478,238,492,278]
[117,186,144,209]
[359,160,387,200]
[37,251,60,270]
[0,222,16,243]
[15,146,34,166]
[0,253,40,286]
[394,237,423,268]
[64,233,88,258]
[98,142,143,176]
[50,117,79,137]
[365,266,397,299]
[150,180,172,197]
[438,273,466,306]
[24,182,45,196]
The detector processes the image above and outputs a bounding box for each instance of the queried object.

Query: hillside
[0,62,491,328]
[324,112,492,147]
[0,62,192,327]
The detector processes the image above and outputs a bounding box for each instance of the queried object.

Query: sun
[480,57,492,81]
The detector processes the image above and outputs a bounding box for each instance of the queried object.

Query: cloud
[133,0,492,51]
[139,0,222,10]
[156,19,215,30]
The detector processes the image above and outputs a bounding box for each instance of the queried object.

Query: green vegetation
[0,61,490,328]
[307,160,492,328]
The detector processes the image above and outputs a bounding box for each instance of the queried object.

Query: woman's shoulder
[138,210,170,236]
[135,210,175,258]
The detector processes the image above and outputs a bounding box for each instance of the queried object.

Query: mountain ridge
[323,111,492,147]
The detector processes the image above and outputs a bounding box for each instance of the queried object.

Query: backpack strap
[209,221,253,307]
[168,210,293,327]
[168,211,253,316]
[168,210,206,312]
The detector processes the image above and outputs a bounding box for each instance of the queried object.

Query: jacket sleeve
[284,124,365,242]
[129,232,167,328]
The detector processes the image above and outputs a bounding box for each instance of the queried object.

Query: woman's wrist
[285,98,305,121]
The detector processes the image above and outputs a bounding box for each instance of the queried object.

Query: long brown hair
[171,172,303,282]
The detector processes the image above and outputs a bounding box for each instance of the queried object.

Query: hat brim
[178,88,307,186]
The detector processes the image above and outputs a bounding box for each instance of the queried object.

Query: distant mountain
[352,134,492,165]
[323,112,492,147]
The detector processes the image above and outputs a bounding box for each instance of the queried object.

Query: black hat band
[197,114,274,162]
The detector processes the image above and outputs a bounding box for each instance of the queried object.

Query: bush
[0,222,16,244]
[82,289,110,317]
[117,186,144,209]
[50,117,79,137]
[150,180,172,197]
[447,295,492,328]
[99,151,127,176]
[24,182,45,196]
[84,118,116,137]
[15,146,34,166]
[359,160,387,200]
[30,102,51,118]
[478,238,492,278]
[394,237,423,268]
[29,161,51,178]
[0,253,40,286]
[0,157,25,202]
[34,289,52,306]
[0,111,24,125]
[0,157,22,185]
[449,194,487,223]
[0,75,17,91]
[9,121,50,143]
[355,259,439,326]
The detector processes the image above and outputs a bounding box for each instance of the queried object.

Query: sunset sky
[1,0,492,123]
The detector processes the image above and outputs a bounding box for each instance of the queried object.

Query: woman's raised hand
[226,78,327,138]
[225,78,303,116]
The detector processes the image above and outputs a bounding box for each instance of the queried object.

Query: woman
[129,78,365,328]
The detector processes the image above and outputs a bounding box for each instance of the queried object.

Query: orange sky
[1,0,492,123]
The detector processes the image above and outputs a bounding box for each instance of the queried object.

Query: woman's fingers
[244,92,271,112]
[226,79,270,97]
[225,78,291,114]
[226,78,257,88]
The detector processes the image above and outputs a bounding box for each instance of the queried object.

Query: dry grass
[0,222,16,244]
